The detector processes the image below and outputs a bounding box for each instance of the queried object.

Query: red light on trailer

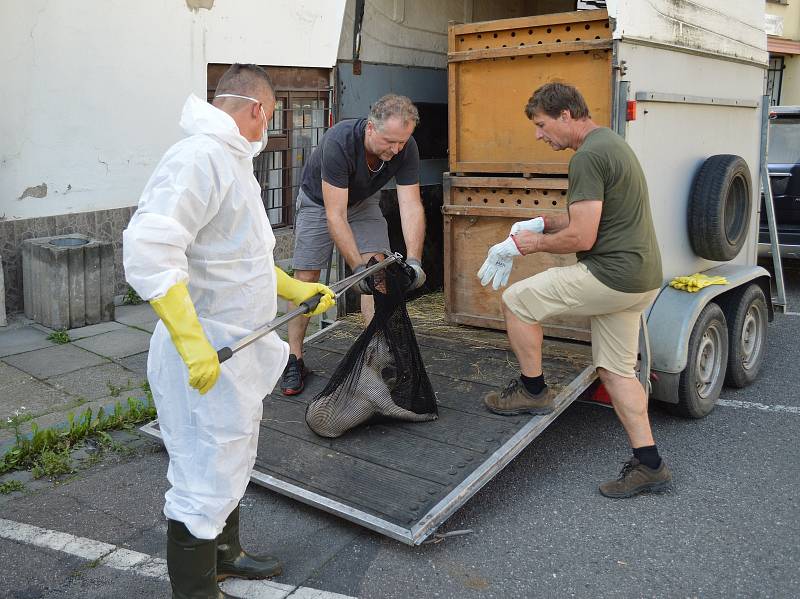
[626,100,637,121]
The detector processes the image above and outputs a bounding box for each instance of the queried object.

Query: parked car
[759,106,800,259]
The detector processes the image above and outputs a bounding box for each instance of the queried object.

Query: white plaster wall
[0,0,346,221]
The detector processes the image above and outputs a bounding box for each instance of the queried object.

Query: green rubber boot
[216,505,283,580]
[167,519,234,599]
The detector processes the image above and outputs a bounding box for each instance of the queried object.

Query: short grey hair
[368,94,419,131]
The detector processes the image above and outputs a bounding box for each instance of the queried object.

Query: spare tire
[688,154,752,261]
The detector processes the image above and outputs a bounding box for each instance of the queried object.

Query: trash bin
[22,234,115,329]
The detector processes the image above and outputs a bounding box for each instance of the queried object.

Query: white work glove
[510,217,545,236]
[477,237,521,290]
[405,258,426,292]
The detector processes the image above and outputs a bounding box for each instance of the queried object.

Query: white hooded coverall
[123,95,289,539]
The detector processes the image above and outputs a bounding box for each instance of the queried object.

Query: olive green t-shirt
[567,127,663,293]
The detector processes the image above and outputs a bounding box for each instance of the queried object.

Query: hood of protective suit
[179,94,253,159]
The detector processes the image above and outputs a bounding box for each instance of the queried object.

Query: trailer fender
[647,264,772,377]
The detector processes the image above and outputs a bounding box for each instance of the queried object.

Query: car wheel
[670,302,728,418]
[688,155,752,261]
[719,284,768,388]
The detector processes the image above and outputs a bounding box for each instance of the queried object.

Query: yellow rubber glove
[150,282,220,394]
[669,273,729,293]
[275,267,335,316]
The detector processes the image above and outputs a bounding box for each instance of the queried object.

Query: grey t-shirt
[300,118,419,207]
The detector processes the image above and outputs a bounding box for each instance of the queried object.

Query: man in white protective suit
[123,64,335,598]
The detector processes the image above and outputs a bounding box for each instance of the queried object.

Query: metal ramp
[142,318,595,545]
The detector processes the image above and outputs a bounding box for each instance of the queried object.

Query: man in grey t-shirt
[281,94,427,395]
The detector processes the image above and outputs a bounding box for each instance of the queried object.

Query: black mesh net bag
[305,259,438,438]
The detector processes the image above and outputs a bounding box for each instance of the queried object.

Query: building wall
[766,0,800,104]
[0,0,345,315]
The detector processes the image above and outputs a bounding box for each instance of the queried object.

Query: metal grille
[766,56,784,107]
[254,90,332,227]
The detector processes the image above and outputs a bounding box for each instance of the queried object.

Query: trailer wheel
[688,155,751,261]
[671,303,728,418]
[719,284,767,388]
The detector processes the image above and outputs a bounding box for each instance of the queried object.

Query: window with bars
[207,64,332,228]
[766,55,784,107]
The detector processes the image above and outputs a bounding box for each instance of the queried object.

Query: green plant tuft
[47,329,71,344]
[0,480,25,494]
[32,448,73,479]
[122,285,144,305]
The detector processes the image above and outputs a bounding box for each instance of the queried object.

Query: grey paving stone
[0,361,34,387]
[134,320,158,333]
[0,377,80,421]
[47,362,146,401]
[0,327,52,357]
[2,343,109,378]
[114,303,158,326]
[72,327,152,359]
[64,320,125,340]
[118,351,149,376]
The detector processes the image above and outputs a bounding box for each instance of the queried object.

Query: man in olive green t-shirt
[478,82,670,499]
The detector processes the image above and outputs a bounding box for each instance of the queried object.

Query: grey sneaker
[484,378,554,416]
[599,458,672,498]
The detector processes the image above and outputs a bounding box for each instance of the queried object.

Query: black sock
[520,373,546,395]
[633,445,662,469]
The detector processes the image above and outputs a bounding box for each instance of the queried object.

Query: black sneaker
[281,354,308,396]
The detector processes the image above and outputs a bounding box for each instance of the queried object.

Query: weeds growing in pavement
[0,480,25,494]
[122,285,144,305]
[47,329,71,344]
[106,380,129,398]
[32,448,74,479]
[0,384,156,476]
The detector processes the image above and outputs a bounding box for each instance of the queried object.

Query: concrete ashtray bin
[22,234,115,329]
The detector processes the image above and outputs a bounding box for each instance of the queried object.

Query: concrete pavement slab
[48,363,146,401]
[114,303,158,327]
[0,361,34,388]
[118,351,149,377]
[61,320,125,340]
[72,328,153,360]
[0,326,52,357]
[136,320,158,333]
[0,376,79,421]
[2,343,109,378]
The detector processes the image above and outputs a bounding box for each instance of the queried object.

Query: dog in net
[305,259,438,438]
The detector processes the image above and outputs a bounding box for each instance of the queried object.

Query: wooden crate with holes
[443,175,591,340]
[448,10,613,174]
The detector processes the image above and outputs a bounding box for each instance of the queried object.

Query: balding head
[212,63,275,111]
[212,63,276,144]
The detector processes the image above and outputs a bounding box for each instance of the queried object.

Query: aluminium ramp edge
[139,365,596,546]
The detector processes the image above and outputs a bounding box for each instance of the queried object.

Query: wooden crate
[443,175,590,341]
[448,10,613,175]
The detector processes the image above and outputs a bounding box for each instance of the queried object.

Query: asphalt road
[2,260,798,599]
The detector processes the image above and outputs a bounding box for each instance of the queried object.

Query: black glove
[405,258,426,292]
[353,263,373,295]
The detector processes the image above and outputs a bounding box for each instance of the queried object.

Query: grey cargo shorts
[292,189,390,271]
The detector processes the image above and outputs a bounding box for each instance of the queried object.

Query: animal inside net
[306,260,438,438]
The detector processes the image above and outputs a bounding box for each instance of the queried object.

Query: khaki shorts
[502,262,659,378]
